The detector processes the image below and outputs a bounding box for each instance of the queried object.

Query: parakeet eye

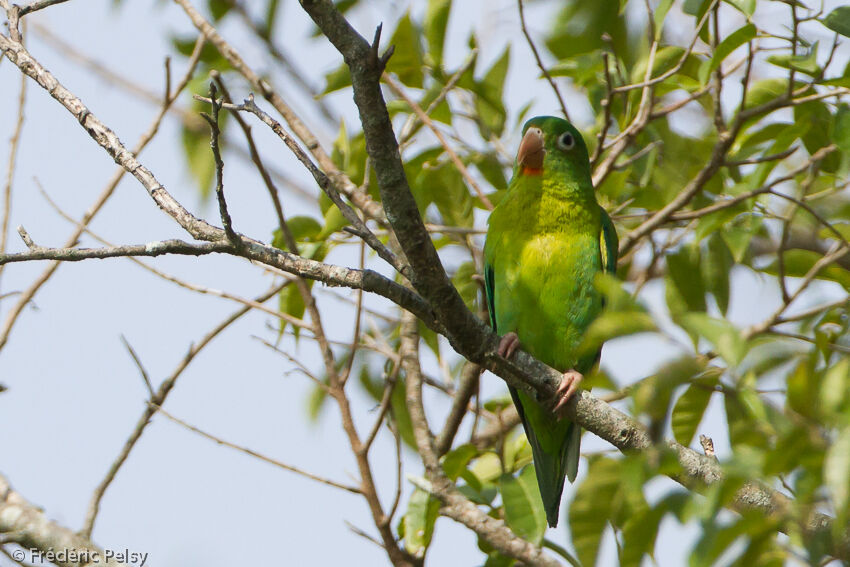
[557,132,575,151]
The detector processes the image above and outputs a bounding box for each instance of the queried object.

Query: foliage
[181,0,850,564]
[4,0,850,565]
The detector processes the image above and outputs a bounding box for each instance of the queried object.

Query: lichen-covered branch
[0,473,130,567]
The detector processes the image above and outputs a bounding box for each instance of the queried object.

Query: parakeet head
[516,116,590,178]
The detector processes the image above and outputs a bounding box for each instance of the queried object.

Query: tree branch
[298,1,850,560]
[0,473,130,567]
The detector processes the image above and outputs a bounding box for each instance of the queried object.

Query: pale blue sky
[1,1,847,566]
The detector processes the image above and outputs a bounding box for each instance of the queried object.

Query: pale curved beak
[517,127,545,170]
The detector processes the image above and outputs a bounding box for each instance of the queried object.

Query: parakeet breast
[486,180,603,373]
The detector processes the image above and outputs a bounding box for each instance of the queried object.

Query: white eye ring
[557,132,575,150]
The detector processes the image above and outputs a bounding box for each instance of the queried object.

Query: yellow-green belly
[493,232,602,373]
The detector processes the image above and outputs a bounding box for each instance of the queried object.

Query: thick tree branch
[298,0,491,361]
[298,1,850,560]
[0,473,130,567]
[172,0,386,224]
[400,312,560,567]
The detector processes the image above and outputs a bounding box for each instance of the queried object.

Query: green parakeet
[484,116,618,527]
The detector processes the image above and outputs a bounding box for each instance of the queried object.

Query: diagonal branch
[0,472,130,567]
[81,283,284,537]
[400,311,560,567]
[298,0,850,561]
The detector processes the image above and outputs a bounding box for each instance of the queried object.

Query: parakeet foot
[553,369,583,417]
[497,332,521,360]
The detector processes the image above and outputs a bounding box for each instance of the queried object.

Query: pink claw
[497,332,521,361]
[553,369,584,418]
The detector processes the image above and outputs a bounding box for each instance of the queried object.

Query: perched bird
[484,116,618,527]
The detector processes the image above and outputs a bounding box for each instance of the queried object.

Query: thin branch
[81,283,284,537]
[0,62,26,285]
[398,48,477,145]
[120,335,153,398]
[435,362,481,456]
[0,237,230,265]
[0,34,206,352]
[300,1,850,559]
[400,311,559,567]
[196,93,410,277]
[0,473,130,567]
[155,406,361,494]
[383,74,494,210]
[17,0,70,16]
[517,0,569,122]
[173,0,385,223]
[200,82,238,243]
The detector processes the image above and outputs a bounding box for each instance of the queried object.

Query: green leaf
[399,487,440,558]
[278,216,322,245]
[502,430,532,473]
[672,376,718,445]
[723,0,755,16]
[822,6,850,38]
[820,358,850,418]
[825,426,850,538]
[452,261,479,312]
[570,457,621,567]
[721,214,762,263]
[633,357,705,424]
[767,48,821,77]
[578,311,656,357]
[469,452,502,486]
[653,0,675,40]
[441,444,477,481]
[631,46,686,84]
[473,47,510,137]
[208,0,231,21]
[316,205,349,240]
[387,13,424,88]
[391,376,417,448]
[794,99,841,173]
[834,105,850,153]
[321,63,351,95]
[424,0,452,69]
[500,466,547,545]
[742,78,788,113]
[676,313,747,365]
[699,24,756,84]
[620,503,665,567]
[764,249,850,289]
[181,123,216,199]
[546,0,628,62]
[666,244,707,313]
[702,234,733,315]
[787,360,819,419]
[277,282,308,338]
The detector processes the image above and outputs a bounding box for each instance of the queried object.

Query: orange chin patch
[522,166,543,176]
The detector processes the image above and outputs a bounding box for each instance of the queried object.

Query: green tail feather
[509,386,581,528]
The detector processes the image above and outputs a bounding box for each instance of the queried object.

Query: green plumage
[484,116,618,528]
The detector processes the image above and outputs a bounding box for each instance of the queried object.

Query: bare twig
[0,472,130,567]
[197,93,409,277]
[200,82,238,243]
[17,0,70,16]
[384,75,493,210]
[517,0,569,122]
[0,65,26,285]
[81,283,284,537]
[0,34,206,352]
[120,335,154,398]
[155,406,362,494]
